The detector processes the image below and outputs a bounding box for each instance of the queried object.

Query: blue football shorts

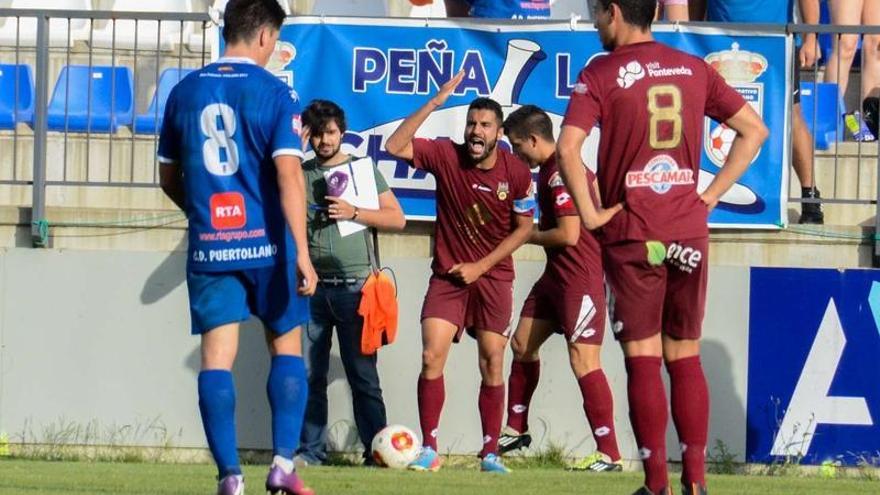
[186,263,309,335]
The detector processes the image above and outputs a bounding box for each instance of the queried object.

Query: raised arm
[385,70,464,161]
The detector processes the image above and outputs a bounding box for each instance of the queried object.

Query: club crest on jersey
[496,181,510,201]
[626,155,693,194]
[704,43,766,167]
[548,171,565,188]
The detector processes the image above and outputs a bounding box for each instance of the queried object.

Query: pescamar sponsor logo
[626,155,694,194]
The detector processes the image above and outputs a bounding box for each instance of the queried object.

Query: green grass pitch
[1,459,878,494]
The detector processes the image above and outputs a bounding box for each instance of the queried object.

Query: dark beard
[470,139,497,164]
[316,144,341,162]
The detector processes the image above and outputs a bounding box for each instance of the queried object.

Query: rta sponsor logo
[626,155,693,194]
[666,242,702,272]
[210,192,247,230]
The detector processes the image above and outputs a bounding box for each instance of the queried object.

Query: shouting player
[499,105,623,473]
[557,1,768,494]
[158,1,317,494]
[386,71,535,474]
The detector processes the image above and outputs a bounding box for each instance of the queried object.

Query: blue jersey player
[157,1,317,494]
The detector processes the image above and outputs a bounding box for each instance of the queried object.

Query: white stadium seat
[311,0,387,16]
[91,0,193,51]
[0,0,93,47]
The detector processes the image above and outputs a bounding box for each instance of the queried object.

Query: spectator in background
[657,0,688,21]
[823,0,880,138]
[444,0,551,18]
[688,0,705,20]
[698,0,824,224]
[295,100,406,467]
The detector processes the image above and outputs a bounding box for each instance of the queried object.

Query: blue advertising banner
[262,17,789,227]
[747,268,880,465]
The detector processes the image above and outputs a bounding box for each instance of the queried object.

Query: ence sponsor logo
[666,242,703,273]
[625,155,693,194]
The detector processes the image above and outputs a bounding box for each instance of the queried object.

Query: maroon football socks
[478,383,505,458]
[625,356,669,494]
[505,360,540,433]
[668,355,709,488]
[578,369,621,461]
[417,374,445,450]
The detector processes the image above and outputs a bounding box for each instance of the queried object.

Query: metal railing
[0,8,211,245]
[2,11,880,253]
[788,23,880,262]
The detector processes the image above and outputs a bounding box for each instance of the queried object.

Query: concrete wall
[0,248,751,461]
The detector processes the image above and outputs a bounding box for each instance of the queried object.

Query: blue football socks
[267,355,309,459]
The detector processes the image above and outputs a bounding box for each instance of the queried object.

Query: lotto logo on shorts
[210,192,247,230]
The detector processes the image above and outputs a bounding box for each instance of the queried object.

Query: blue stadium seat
[0,64,34,129]
[47,65,134,133]
[800,82,844,150]
[134,68,194,134]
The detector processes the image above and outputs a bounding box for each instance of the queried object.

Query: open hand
[431,70,465,108]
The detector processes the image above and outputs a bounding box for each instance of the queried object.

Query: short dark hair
[503,105,554,142]
[302,99,347,134]
[467,97,504,125]
[597,0,656,30]
[222,0,286,44]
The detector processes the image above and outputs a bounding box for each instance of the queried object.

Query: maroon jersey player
[385,71,535,473]
[557,1,768,495]
[498,105,623,473]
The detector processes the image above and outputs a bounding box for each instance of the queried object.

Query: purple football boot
[265,465,314,495]
[216,475,243,495]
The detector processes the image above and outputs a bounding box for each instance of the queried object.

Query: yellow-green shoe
[568,451,623,472]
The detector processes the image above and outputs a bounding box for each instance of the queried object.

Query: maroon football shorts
[519,275,606,345]
[420,273,514,342]
[603,237,708,342]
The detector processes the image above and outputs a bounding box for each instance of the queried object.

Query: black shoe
[864,96,879,138]
[497,426,532,454]
[799,187,824,225]
[682,482,708,495]
[632,487,672,495]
